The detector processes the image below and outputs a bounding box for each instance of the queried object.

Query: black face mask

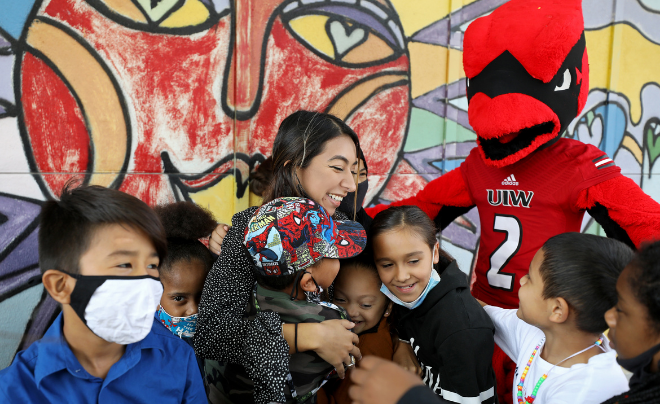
[617,342,660,378]
[338,179,368,216]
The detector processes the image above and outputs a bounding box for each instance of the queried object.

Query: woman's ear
[300,272,317,293]
[548,297,570,324]
[42,269,75,305]
[284,160,291,167]
[433,242,440,264]
[383,301,394,317]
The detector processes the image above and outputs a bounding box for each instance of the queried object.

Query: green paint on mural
[583,218,605,236]
[0,285,44,369]
[404,108,476,152]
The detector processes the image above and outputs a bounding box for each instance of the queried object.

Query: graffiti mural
[1,0,660,368]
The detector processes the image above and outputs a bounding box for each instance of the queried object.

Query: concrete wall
[1,0,659,368]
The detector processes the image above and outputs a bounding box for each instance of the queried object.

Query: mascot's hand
[365,168,474,227]
[577,176,660,248]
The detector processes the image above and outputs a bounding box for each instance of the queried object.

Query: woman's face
[605,264,660,360]
[373,228,439,303]
[297,135,357,215]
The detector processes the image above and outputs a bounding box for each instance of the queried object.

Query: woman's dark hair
[39,182,167,275]
[262,110,360,205]
[628,240,660,333]
[539,233,634,334]
[154,202,217,277]
[249,157,274,198]
[370,206,453,273]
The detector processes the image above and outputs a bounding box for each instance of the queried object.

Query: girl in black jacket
[370,206,497,404]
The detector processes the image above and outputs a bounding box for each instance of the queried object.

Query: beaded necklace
[516,336,605,404]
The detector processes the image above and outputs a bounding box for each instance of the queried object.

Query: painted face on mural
[16,0,410,215]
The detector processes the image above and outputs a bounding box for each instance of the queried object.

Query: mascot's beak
[468,92,561,168]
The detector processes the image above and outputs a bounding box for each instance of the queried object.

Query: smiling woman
[194,111,371,404]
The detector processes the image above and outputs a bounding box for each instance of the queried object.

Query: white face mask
[66,273,163,345]
[380,247,440,310]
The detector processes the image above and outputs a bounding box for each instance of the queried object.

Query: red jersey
[460,138,621,309]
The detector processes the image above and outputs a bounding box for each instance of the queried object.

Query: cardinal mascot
[366,0,660,402]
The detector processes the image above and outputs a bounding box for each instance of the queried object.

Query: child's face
[517,248,550,327]
[333,265,391,334]
[159,259,207,318]
[79,224,160,277]
[373,228,439,303]
[605,264,660,360]
[307,257,340,289]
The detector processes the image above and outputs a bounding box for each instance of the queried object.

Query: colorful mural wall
[0,0,659,368]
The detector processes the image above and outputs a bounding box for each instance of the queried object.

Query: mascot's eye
[554,69,571,91]
[466,78,470,87]
[294,217,301,225]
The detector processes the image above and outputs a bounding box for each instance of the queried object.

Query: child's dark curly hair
[153,202,217,276]
[628,241,660,333]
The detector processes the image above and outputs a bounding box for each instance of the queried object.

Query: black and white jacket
[396,260,498,404]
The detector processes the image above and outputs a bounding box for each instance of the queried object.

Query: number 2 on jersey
[487,215,522,291]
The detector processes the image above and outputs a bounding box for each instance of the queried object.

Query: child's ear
[42,269,75,305]
[383,301,394,317]
[548,297,570,324]
[433,242,440,264]
[300,272,317,293]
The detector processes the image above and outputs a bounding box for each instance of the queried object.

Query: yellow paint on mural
[289,15,335,59]
[586,24,660,124]
[409,42,464,98]
[390,0,479,37]
[188,175,249,226]
[160,0,210,28]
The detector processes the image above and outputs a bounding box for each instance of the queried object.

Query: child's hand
[392,341,422,376]
[349,356,424,404]
[209,223,230,255]
[306,320,362,379]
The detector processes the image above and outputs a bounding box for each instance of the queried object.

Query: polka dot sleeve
[194,207,289,403]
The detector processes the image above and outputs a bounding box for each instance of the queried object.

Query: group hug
[3,0,660,403]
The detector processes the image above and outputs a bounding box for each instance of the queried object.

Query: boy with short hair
[211,197,366,404]
[0,184,206,403]
[480,233,632,404]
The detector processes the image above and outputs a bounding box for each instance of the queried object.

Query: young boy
[211,197,366,404]
[0,184,206,403]
[480,233,631,404]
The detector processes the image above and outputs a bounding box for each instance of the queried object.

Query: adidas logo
[501,174,518,186]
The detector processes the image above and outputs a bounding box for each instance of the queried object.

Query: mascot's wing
[365,168,475,229]
[577,176,660,248]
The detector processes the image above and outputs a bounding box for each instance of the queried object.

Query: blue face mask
[157,305,197,338]
[380,247,441,310]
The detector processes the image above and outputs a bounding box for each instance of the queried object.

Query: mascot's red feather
[366,1,660,401]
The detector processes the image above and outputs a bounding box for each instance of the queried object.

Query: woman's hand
[392,341,421,376]
[290,320,361,379]
[209,223,230,255]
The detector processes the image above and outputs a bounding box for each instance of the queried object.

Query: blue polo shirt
[0,313,207,403]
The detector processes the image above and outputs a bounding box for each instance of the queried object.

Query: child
[480,233,631,404]
[602,240,660,404]
[317,256,395,404]
[0,184,206,402]
[154,202,216,343]
[370,205,497,404]
[211,197,367,404]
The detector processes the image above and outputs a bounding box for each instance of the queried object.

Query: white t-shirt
[484,306,628,404]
